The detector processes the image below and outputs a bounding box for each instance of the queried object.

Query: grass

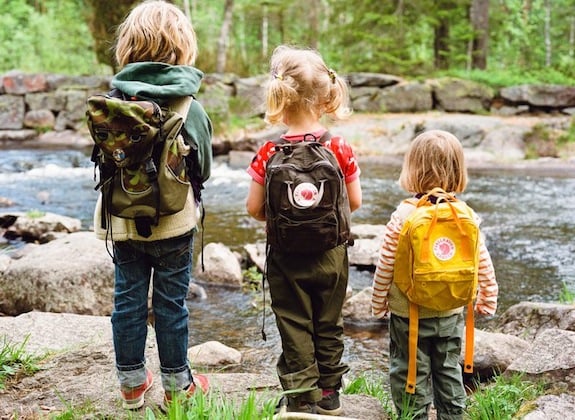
[48,387,280,420]
[0,335,40,389]
[0,358,552,419]
[441,67,575,89]
[559,281,575,304]
[343,370,548,420]
[465,373,546,420]
[0,334,554,419]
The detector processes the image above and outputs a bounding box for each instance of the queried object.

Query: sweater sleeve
[474,232,499,315]
[184,100,213,183]
[371,208,404,319]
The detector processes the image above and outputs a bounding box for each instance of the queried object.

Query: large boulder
[0,231,114,315]
[505,328,575,391]
[194,242,243,287]
[465,329,530,379]
[432,77,495,113]
[496,301,575,340]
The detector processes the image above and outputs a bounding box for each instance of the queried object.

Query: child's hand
[474,303,494,316]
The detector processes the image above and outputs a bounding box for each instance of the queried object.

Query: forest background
[3,0,575,88]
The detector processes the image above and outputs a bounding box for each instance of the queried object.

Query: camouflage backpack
[86,89,194,238]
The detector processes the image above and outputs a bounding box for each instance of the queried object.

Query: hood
[111,62,203,102]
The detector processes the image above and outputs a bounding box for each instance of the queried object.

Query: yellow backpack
[394,187,479,394]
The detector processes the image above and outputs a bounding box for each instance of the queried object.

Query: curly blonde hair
[114,0,197,68]
[265,45,352,125]
[399,130,468,194]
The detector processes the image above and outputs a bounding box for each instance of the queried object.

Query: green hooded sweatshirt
[111,62,213,183]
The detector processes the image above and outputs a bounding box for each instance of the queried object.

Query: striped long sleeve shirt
[371,199,498,319]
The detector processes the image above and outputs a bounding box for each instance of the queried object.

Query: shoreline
[1,121,575,177]
[356,153,575,177]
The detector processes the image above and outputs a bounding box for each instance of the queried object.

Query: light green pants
[266,244,350,403]
[389,313,466,420]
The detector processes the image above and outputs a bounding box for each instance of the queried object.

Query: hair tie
[328,69,336,84]
[272,72,283,81]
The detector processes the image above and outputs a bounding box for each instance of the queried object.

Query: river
[0,147,574,377]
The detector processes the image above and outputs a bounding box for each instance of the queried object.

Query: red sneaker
[120,369,154,410]
[161,374,209,411]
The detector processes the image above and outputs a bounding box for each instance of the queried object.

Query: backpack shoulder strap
[108,88,125,99]
[318,130,332,143]
[168,96,194,119]
[272,130,332,145]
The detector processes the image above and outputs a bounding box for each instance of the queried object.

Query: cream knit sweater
[93,189,198,242]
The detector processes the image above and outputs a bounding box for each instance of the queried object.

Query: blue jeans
[111,232,194,392]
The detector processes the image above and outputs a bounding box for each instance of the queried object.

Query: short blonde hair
[114,0,197,68]
[265,45,352,125]
[399,130,468,194]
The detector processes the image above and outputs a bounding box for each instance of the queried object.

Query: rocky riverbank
[0,107,574,418]
[0,222,574,418]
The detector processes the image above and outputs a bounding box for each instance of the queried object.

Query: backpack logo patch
[290,181,324,208]
[433,237,456,261]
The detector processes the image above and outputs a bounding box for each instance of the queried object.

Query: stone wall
[1,70,575,144]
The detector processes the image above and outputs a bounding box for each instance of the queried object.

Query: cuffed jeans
[266,244,350,403]
[111,232,194,392]
[389,313,466,420]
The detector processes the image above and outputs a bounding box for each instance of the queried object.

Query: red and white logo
[292,182,319,208]
[433,237,456,261]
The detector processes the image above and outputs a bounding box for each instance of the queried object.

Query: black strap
[134,217,153,238]
[261,242,270,341]
[273,130,331,145]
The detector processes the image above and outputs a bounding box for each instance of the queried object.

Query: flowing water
[1,146,574,377]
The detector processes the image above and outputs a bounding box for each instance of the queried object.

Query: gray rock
[432,77,495,113]
[189,340,242,366]
[505,328,575,390]
[380,81,433,113]
[501,84,575,108]
[0,231,114,315]
[522,394,575,420]
[497,301,575,340]
[0,311,386,419]
[467,329,530,377]
[343,287,376,323]
[195,242,243,287]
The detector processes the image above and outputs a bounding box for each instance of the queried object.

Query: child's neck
[283,114,324,135]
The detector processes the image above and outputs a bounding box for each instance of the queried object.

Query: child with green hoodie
[92,0,212,411]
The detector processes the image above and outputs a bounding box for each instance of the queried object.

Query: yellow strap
[406,302,418,394]
[464,301,475,373]
[420,192,473,263]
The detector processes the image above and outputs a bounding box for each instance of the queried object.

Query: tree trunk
[181,0,189,18]
[434,19,450,70]
[262,2,269,57]
[84,0,139,71]
[470,0,489,69]
[216,0,234,73]
[307,0,320,49]
[570,16,575,57]
[544,0,551,67]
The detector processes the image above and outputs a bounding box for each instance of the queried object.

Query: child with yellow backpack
[371,129,498,419]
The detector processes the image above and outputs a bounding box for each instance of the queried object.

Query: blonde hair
[265,45,352,124]
[399,130,468,194]
[114,0,197,68]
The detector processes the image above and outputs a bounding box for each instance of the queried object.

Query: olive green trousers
[389,313,466,420]
[266,244,350,403]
